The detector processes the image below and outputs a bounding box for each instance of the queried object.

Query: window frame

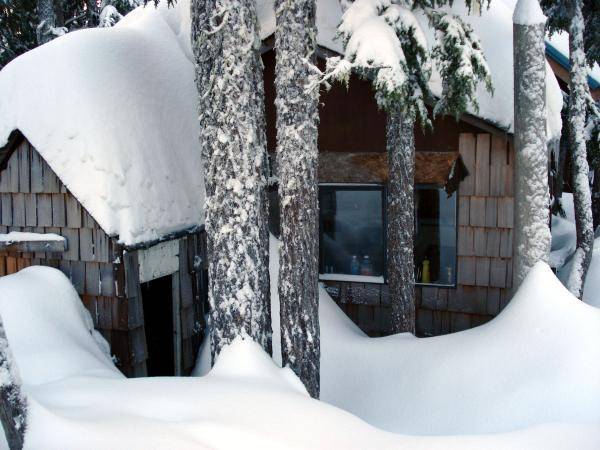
[318,183,387,284]
[317,182,458,288]
[414,183,458,289]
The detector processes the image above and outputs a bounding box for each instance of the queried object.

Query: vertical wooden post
[172,271,182,376]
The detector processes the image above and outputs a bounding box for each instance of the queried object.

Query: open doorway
[141,275,174,376]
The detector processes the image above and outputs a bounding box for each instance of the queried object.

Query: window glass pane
[414,187,457,285]
[320,187,384,276]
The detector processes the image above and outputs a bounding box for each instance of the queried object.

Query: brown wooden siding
[263,50,483,155]
[0,139,207,376]
[322,132,515,337]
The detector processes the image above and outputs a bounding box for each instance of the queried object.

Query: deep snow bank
[2,264,599,448]
[195,236,600,445]
[550,193,600,307]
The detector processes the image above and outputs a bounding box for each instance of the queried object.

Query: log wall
[322,132,515,337]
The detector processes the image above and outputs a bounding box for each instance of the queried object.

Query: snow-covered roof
[0,3,204,246]
[0,0,564,246]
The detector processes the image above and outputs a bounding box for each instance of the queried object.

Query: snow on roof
[271,0,561,140]
[0,0,563,246]
[546,31,600,89]
[0,4,204,246]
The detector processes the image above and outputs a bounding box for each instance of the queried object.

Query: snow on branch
[312,0,492,126]
[429,10,493,119]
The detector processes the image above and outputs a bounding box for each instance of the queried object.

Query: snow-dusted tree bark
[274,0,320,398]
[387,105,416,334]
[0,316,27,450]
[191,0,272,361]
[566,0,594,299]
[512,0,551,291]
[36,0,56,44]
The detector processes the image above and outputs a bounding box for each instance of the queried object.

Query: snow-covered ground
[2,236,598,449]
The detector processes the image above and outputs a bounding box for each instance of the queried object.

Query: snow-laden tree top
[0,0,563,246]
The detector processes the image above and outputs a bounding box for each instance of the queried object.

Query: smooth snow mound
[0,6,205,245]
[194,236,600,447]
[2,265,599,449]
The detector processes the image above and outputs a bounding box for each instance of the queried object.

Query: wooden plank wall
[0,140,209,376]
[179,233,207,375]
[322,132,515,337]
[0,141,131,370]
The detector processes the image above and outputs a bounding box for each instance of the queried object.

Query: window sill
[319,274,385,284]
[416,282,456,288]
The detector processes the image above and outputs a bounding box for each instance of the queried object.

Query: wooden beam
[0,239,66,253]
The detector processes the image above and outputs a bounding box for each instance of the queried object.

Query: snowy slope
[0,7,205,246]
[2,266,599,449]
[551,193,600,308]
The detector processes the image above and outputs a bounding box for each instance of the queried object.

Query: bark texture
[274,0,320,399]
[566,0,594,299]
[387,105,416,335]
[191,0,272,361]
[0,316,27,450]
[512,18,551,290]
[36,0,56,44]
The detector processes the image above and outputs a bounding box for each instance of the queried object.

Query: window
[318,183,457,287]
[414,186,457,286]
[319,185,385,281]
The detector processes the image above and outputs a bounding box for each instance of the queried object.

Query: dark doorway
[141,276,174,376]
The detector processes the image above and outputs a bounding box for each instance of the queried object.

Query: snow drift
[194,236,600,446]
[2,264,600,449]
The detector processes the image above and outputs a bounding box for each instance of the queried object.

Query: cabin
[263,48,520,337]
[0,0,567,374]
[261,0,563,337]
[0,131,208,378]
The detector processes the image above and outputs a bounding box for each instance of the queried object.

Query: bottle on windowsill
[350,255,360,275]
[422,259,430,284]
[361,255,373,276]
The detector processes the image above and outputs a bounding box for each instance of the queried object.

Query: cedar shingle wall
[0,139,208,377]
[0,140,125,362]
[323,132,515,337]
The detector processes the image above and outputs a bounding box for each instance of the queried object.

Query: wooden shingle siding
[324,132,515,338]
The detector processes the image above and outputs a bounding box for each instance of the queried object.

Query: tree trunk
[86,0,99,27]
[566,0,594,299]
[37,0,56,44]
[274,0,320,399]
[387,104,416,335]
[191,0,272,361]
[592,166,600,230]
[512,2,551,291]
[0,316,27,450]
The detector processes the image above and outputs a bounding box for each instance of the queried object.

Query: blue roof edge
[545,41,600,90]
